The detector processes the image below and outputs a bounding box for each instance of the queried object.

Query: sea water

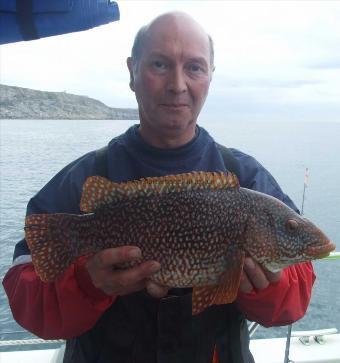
[0,118,339,340]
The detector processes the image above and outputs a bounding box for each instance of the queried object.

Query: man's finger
[92,246,142,268]
[106,279,147,296]
[113,260,161,288]
[263,268,282,283]
[239,271,254,294]
[243,257,269,290]
[146,281,169,298]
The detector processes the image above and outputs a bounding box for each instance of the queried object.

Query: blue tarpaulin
[0,0,120,45]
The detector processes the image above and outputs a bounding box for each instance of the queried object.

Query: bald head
[130,12,214,70]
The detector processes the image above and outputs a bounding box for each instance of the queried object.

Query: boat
[1,326,340,363]
[250,328,340,363]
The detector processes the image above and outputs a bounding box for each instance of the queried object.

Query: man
[3,12,315,363]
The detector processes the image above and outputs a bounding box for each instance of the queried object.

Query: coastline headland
[0,84,139,120]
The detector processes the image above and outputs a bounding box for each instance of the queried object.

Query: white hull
[1,332,339,363]
[250,333,340,363]
[0,347,65,363]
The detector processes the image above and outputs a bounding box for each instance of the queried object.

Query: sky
[1,0,340,123]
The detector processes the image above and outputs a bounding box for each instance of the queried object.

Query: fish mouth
[305,241,336,259]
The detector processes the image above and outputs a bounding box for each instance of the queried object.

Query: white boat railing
[0,338,64,348]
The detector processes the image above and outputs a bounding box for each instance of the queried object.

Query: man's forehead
[147,12,206,32]
[142,13,210,58]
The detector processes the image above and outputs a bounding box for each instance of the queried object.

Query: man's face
[127,15,213,146]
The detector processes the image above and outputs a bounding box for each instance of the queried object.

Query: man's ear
[127,57,135,91]
[210,65,215,82]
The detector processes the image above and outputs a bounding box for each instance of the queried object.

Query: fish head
[243,191,336,272]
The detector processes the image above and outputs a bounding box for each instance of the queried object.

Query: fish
[25,172,336,315]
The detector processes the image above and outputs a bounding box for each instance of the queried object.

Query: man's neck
[138,124,197,149]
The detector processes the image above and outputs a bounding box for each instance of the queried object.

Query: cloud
[305,60,340,70]
[218,79,323,89]
[1,1,340,122]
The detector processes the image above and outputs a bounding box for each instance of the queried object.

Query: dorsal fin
[80,172,239,213]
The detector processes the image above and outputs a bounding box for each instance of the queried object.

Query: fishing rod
[300,167,308,215]
[300,167,339,260]
[284,167,308,363]
[283,168,339,363]
[323,252,340,260]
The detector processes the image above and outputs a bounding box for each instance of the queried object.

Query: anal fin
[192,251,245,315]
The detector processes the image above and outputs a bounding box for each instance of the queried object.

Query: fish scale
[25,172,335,315]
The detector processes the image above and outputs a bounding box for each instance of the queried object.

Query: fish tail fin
[25,213,80,282]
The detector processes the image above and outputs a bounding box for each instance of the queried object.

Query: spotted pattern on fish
[25,172,335,315]
[80,172,239,213]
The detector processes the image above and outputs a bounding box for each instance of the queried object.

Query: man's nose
[167,68,187,94]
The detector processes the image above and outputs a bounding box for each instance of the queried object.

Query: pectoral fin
[192,252,245,315]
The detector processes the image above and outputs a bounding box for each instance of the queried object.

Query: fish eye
[286,219,299,233]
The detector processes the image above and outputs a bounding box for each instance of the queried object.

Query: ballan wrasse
[25,172,335,315]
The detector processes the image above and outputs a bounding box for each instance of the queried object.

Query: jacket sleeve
[2,151,115,339]
[236,262,315,327]
[231,149,316,326]
[3,257,115,339]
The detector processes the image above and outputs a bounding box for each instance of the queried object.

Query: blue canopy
[0,0,120,45]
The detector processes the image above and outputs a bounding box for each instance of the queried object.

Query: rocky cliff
[0,84,139,120]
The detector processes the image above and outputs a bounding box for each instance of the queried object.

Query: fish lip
[305,242,336,259]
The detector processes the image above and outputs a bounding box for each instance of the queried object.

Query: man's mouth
[160,104,188,109]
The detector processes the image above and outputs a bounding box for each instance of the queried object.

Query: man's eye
[188,63,205,73]
[152,60,167,70]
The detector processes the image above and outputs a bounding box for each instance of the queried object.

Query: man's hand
[239,257,282,293]
[85,246,169,298]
